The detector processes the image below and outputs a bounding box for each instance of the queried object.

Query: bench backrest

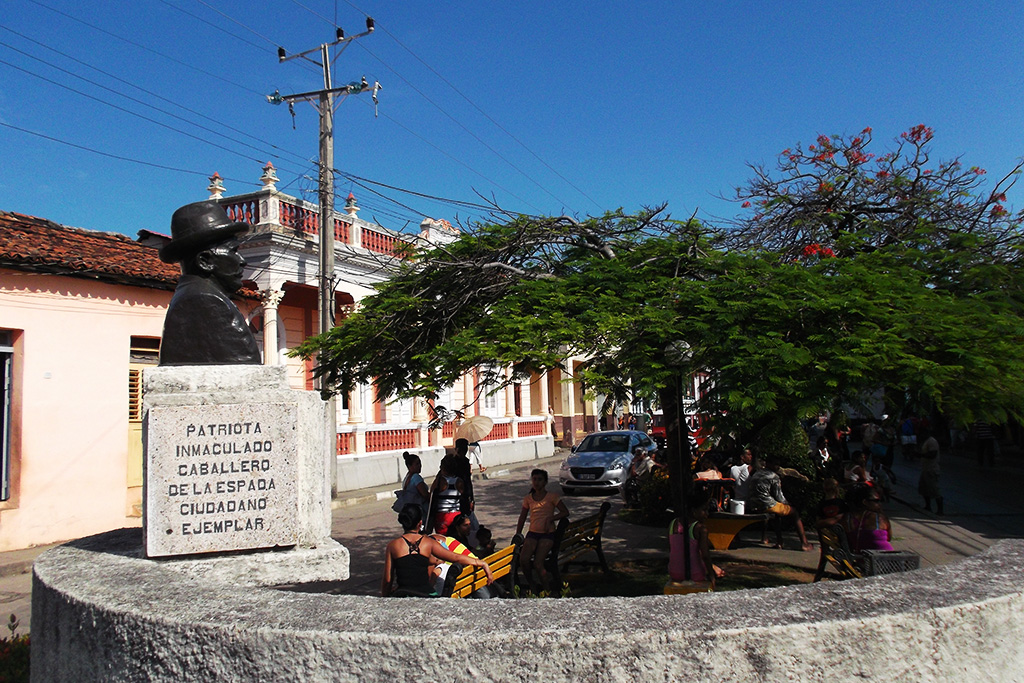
[554,501,611,556]
[818,523,863,580]
[449,535,523,599]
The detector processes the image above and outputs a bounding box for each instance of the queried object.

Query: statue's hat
[159,201,249,263]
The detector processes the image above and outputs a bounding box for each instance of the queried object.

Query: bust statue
[158,201,262,366]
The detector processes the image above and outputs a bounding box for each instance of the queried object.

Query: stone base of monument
[31,537,1024,681]
[141,365,347,584]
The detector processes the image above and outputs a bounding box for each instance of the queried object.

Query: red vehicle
[650,411,708,450]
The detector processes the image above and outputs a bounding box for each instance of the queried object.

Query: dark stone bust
[158,201,262,367]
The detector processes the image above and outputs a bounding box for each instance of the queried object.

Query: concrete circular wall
[31,528,1024,681]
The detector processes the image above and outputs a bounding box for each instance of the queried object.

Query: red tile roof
[0,211,179,290]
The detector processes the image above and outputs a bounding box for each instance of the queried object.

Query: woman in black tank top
[383,504,494,597]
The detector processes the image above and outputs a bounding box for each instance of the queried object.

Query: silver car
[558,430,658,494]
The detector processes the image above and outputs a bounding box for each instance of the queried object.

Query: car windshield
[578,434,630,453]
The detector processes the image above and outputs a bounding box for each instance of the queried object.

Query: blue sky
[1,1,1023,238]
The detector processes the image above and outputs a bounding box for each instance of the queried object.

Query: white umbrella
[454,415,494,443]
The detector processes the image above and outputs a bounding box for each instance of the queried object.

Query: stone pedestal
[141,365,347,584]
[30,536,1024,681]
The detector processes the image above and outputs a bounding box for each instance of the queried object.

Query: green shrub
[0,614,29,683]
[634,470,672,522]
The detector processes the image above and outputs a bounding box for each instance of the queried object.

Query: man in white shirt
[729,448,754,501]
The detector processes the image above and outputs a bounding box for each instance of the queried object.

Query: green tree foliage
[295,126,1024,446]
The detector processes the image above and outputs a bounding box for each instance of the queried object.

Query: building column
[539,371,551,419]
[505,366,518,438]
[463,372,476,417]
[504,367,517,418]
[259,288,285,365]
[348,384,363,424]
[562,364,577,446]
[413,398,430,448]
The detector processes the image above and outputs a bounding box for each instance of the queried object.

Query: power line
[0,56,273,169]
[283,2,563,214]
[24,0,267,97]
[6,7,517,225]
[0,38,312,180]
[352,98,543,214]
[377,28,604,213]
[155,0,269,53]
[353,41,577,211]
[337,170,511,213]
[0,120,253,183]
[0,25,320,173]
[134,1,536,219]
[330,0,602,212]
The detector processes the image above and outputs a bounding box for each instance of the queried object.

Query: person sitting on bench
[382,504,492,597]
[746,457,814,551]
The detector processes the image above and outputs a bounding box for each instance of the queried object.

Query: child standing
[515,469,569,593]
[668,493,716,589]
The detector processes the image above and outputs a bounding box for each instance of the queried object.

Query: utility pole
[269,17,381,497]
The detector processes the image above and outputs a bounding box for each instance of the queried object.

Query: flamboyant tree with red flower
[729,125,1024,271]
[713,126,1024,426]
[299,125,1024,505]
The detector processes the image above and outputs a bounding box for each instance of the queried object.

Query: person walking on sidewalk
[918,427,944,515]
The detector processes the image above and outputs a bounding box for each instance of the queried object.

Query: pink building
[0,212,179,551]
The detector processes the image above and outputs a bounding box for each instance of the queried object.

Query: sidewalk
[6,441,1022,623]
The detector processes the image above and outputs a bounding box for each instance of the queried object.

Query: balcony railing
[221,193,411,259]
[280,201,319,237]
[366,428,418,453]
[362,228,403,256]
[224,198,259,225]
[517,418,547,437]
[335,416,549,457]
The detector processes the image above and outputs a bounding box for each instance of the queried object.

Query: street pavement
[5,441,1024,631]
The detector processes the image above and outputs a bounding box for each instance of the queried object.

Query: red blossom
[742,201,752,208]
[817,181,834,194]
[971,167,987,175]
[847,149,870,165]
[862,127,872,135]
[902,124,934,143]
[991,204,1008,217]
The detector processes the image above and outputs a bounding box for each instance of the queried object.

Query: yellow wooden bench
[544,501,612,587]
[448,535,523,599]
[813,523,863,581]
